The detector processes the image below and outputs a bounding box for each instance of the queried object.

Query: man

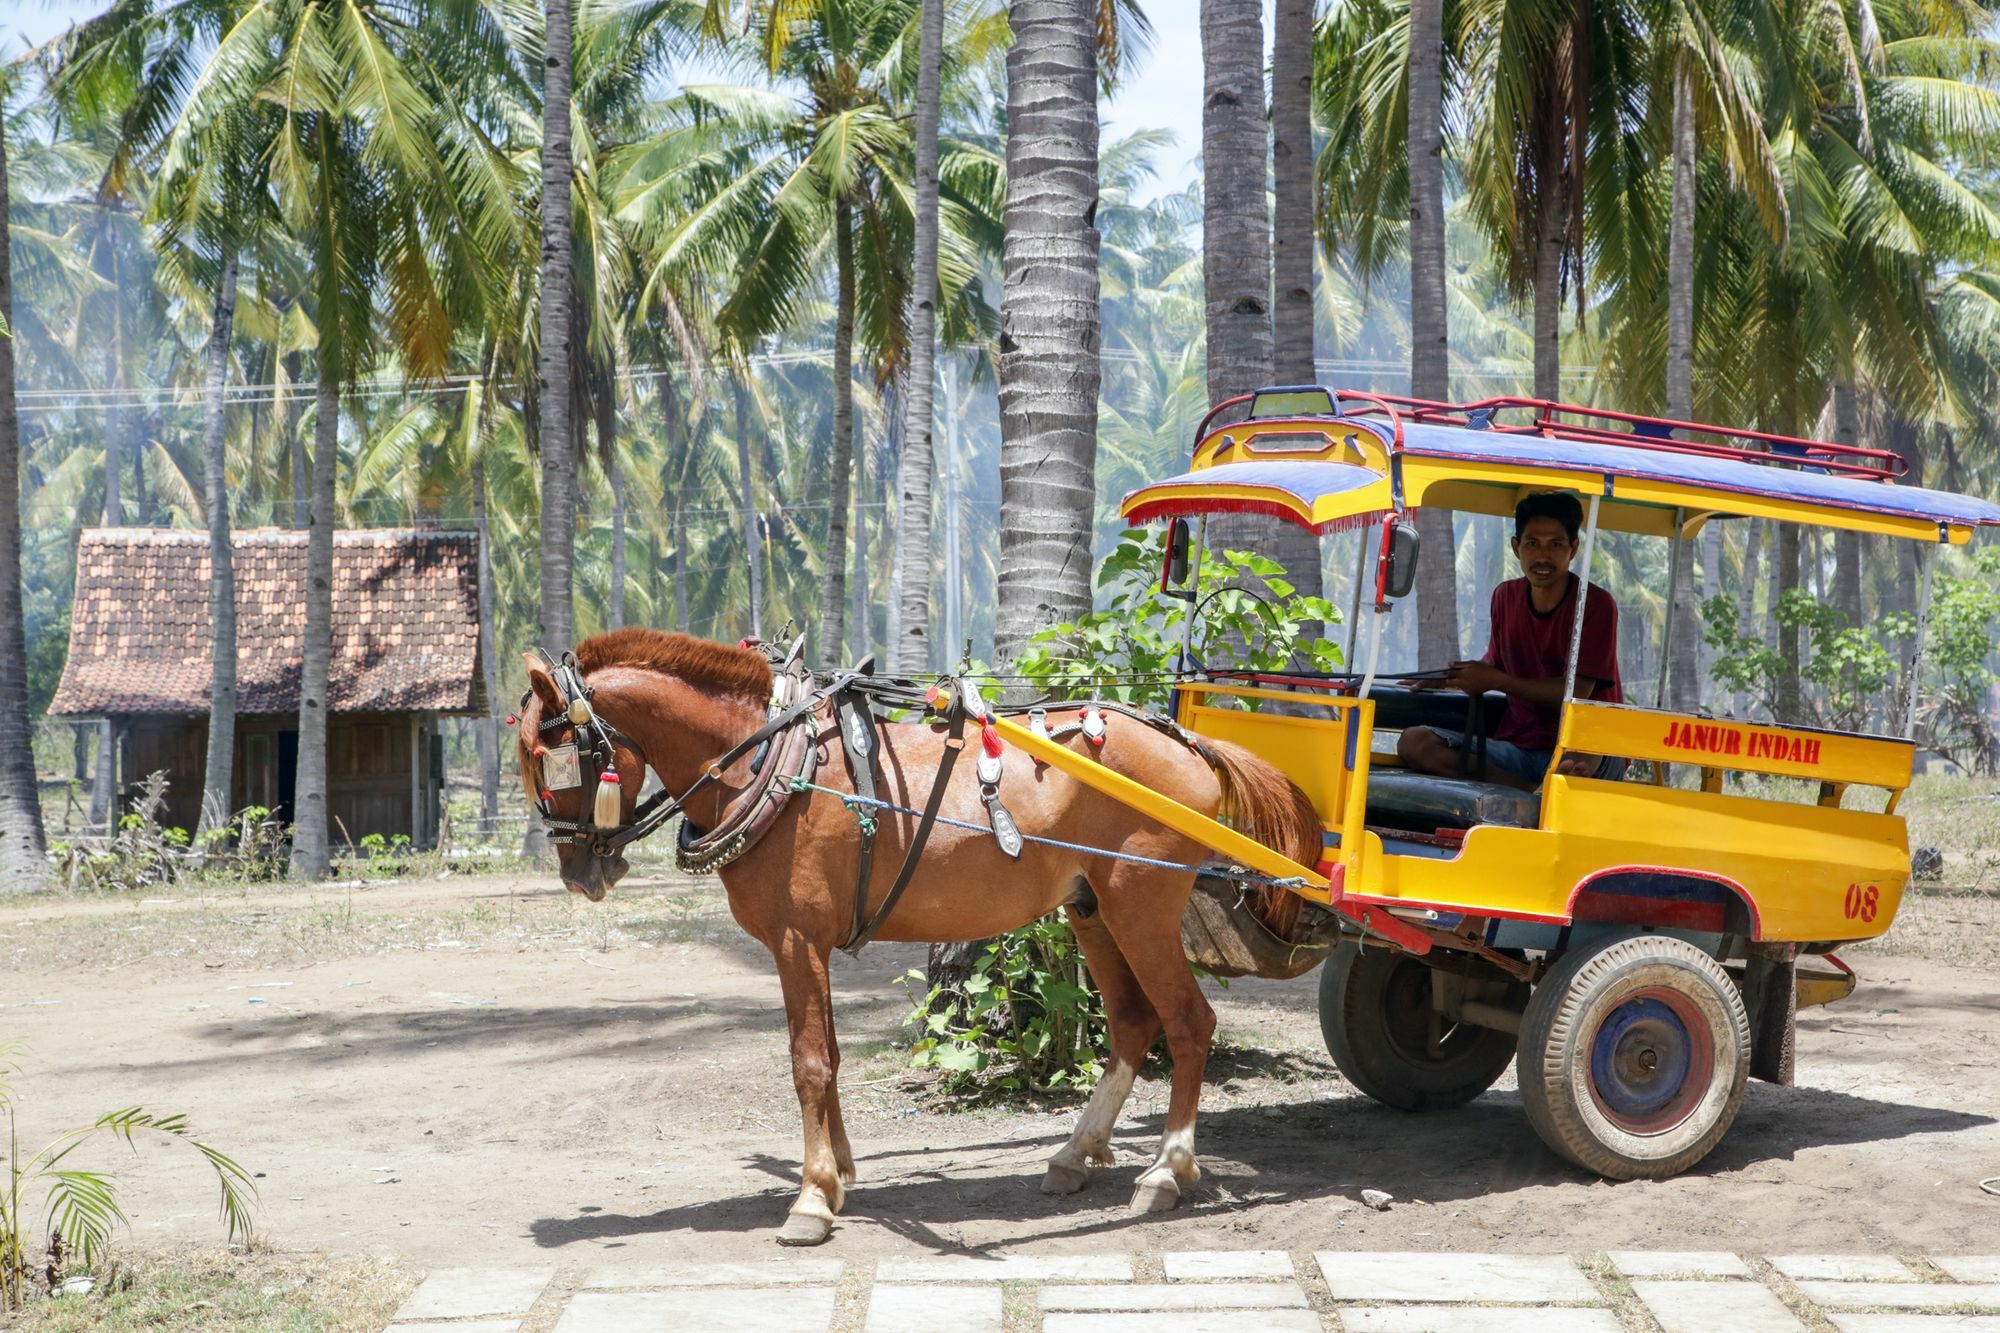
[1397,491,1622,790]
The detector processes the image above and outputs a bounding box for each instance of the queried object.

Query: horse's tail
[1193,737,1324,941]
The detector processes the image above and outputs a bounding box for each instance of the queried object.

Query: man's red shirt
[1481,574,1623,751]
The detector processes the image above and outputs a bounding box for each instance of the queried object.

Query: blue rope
[786,776,1309,890]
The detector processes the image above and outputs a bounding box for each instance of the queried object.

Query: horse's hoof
[775,1212,833,1247]
[1129,1176,1181,1214]
[1041,1162,1089,1195]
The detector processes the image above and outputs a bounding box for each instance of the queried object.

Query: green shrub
[901,918,1107,1095]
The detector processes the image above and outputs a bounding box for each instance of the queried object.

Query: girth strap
[841,692,969,956]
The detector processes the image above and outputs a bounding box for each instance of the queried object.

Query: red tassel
[981,723,1003,758]
[533,744,548,758]
[925,684,941,706]
[505,714,518,726]
[539,790,553,802]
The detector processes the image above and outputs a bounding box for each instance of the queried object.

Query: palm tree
[1273,0,1317,384]
[995,0,1101,661]
[540,0,577,654]
[1407,0,1456,664]
[0,95,50,888]
[890,0,945,673]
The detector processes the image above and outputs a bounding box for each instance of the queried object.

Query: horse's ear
[523,653,564,714]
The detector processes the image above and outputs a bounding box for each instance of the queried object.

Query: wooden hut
[50,528,484,848]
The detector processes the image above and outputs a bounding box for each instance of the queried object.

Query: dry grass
[0,1245,414,1331]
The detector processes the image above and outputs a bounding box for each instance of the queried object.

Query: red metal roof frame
[1337,392,1905,482]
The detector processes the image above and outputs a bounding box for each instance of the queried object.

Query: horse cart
[1040,384,2000,1180]
[517,384,2000,1242]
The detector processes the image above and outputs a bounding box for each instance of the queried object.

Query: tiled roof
[50,527,484,717]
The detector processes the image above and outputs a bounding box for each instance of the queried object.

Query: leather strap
[836,685,881,945]
[841,696,968,956]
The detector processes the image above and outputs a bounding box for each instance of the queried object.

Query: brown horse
[517,628,1320,1246]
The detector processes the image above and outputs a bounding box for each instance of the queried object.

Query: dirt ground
[2,866,1996,1273]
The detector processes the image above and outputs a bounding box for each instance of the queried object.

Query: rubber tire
[1319,942,1522,1111]
[1517,933,1750,1180]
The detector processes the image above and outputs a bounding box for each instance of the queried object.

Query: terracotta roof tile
[50,528,484,717]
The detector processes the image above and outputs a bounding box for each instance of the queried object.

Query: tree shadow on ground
[525,1082,1992,1254]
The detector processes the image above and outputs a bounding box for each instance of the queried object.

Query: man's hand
[1443,660,1507,694]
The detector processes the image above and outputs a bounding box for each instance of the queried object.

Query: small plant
[355,833,413,877]
[900,917,1109,1095]
[1703,591,1908,731]
[1,1042,257,1311]
[1014,527,1342,710]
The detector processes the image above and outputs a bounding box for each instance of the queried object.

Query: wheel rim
[1586,987,1714,1135]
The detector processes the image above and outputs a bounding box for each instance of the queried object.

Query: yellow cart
[1044,384,2000,1180]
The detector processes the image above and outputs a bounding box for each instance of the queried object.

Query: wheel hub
[1588,988,1714,1135]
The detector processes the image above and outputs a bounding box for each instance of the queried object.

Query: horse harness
[525,641,1094,955]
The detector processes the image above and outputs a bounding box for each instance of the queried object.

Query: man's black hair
[1514,490,1584,542]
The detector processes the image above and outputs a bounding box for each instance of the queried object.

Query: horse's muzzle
[562,851,628,902]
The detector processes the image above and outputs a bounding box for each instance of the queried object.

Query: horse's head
[518,653,645,901]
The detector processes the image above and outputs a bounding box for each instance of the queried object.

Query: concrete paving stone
[579,1260,842,1288]
[1314,1251,1598,1304]
[1798,1283,2000,1311]
[1935,1260,2000,1284]
[1609,1250,1753,1279]
[1633,1279,1805,1332]
[394,1268,556,1321]
[1776,1255,1920,1281]
[551,1287,837,1333]
[875,1254,1132,1283]
[1831,1317,2000,1332]
[864,1284,1002,1333]
[1041,1313,1321,1333]
[385,1324,520,1333]
[1039,1282,1310,1311]
[1162,1250,1294,1281]
[1341,1308,1623,1332]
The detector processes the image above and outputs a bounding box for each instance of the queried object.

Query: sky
[3,0,1214,193]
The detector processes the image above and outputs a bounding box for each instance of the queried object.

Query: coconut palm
[0,82,50,887]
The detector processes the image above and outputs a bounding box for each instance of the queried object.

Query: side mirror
[1381,518,1421,601]
[1160,518,1193,597]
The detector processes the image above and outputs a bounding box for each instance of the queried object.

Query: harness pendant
[982,787,1024,859]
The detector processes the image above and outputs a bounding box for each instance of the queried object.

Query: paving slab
[1163,1250,1294,1281]
[1797,1283,2000,1311]
[1831,1317,2000,1332]
[1042,1313,1321,1333]
[1609,1250,1753,1279]
[1936,1261,2000,1284]
[579,1260,842,1288]
[1039,1283,1310,1311]
[864,1284,1003,1333]
[1315,1251,1598,1304]
[1775,1255,1919,1282]
[876,1254,1133,1283]
[394,1268,556,1321]
[551,1287,836,1333]
[1342,1308,1623,1332]
[385,1324,520,1333]
[1632,1279,1806,1332]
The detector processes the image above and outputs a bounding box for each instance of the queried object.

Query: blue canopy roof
[1390,420,2000,531]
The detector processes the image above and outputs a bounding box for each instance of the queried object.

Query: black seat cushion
[1365,769,1541,832]
[1365,685,1506,736]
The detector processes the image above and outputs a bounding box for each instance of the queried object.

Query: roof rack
[1335,392,1906,482]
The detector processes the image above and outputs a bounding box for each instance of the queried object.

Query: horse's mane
[574,628,773,700]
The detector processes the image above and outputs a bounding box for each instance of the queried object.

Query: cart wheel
[1518,933,1750,1179]
[1319,942,1523,1111]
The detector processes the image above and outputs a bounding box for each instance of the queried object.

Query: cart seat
[1365,770,1541,832]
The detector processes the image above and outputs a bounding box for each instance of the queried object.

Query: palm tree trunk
[1663,60,1700,711]
[1736,516,1761,716]
[734,377,763,639]
[91,337,124,830]
[0,122,48,886]
[819,200,856,663]
[851,434,870,662]
[1201,0,1272,404]
[995,0,1101,662]
[1407,0,1458,666]
[607,414,627,629]
[1271,0,1316,384]
[673,500,690,633]
[290,328,340,879]
[537,0,577,652]
[1775,521,1802,724]
[287,352,309,529]
[473,452,500,828]
[1532,126,1565,403]
[892,0,945,674]
[197,248,241,843]
[1831,381,1862,626]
